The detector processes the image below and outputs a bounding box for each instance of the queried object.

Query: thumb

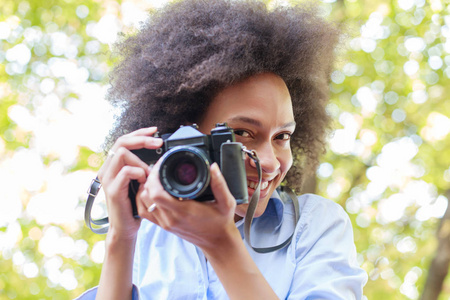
[209,162,236,212]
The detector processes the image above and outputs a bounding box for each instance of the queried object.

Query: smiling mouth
[247,180,269,191]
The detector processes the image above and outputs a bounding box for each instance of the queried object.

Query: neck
[234,214,243,222]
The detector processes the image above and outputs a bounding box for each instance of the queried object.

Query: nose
[249,142,280,174]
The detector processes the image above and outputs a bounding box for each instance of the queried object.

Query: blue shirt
[76,192,367,299]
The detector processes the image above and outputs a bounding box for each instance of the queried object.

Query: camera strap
[85,177,109,234]
[85,151,300,250]
[242,149,300,254]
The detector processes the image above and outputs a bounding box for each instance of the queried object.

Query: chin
[235,193,271,219]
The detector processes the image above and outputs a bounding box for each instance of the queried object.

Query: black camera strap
[85,177,109,234]
[243,149,300,254]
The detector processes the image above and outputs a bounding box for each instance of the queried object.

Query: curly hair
[104,0,340,191]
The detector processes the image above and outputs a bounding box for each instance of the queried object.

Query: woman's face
[198,73,295,220]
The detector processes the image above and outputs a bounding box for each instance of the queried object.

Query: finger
[113,135,163,152]
[105,126,161,158]
[126,126,158,137]
[136,162,168,214]
[145,159,166,199]
[136,186,176,230]
[100,133,162,179]
[104,165,147,203]
[136,183,154,213]
[136,184,154,216]
[102,147,150,183]
[209,162,236,212]
[103,127,161,164]
[147,203,157,213]
[146,160,182,206]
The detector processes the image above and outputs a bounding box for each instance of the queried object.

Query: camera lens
[159,146,210,199]
[174,162,198,185]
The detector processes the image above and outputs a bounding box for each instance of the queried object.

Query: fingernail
[211,162,221,176]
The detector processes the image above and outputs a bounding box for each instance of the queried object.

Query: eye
[275,133,292,141]
[233,129,252,138]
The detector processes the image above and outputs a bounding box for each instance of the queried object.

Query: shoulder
[287,194,367,299]
[296,193,350,229]
[293,193,356,258]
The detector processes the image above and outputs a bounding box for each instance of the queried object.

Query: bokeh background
[1,0,450,299]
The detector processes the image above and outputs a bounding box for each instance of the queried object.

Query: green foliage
[1,0,450,299]
[1,0,110,298]
[314,0,450,298]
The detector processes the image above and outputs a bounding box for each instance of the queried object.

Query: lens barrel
[159,146,211,199]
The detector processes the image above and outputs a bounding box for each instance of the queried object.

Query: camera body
[129,123,248,216]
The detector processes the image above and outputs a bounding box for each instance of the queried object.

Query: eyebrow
[227,116,296,129]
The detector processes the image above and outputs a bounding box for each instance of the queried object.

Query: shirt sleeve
[288,195,368,300]
[74,284,140,300]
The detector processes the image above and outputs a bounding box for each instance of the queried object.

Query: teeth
[247,180,269,190]
[261,181,269,190]
[247,180,257,189]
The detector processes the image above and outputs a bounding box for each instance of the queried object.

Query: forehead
[211,73,292,114]
[199,73,294,131]
[217,72,290,100]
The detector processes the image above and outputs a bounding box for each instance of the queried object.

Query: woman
[78,0,367,299]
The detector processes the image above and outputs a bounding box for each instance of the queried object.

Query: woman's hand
[136,161,239,251]
[95,127,164,300]
[97,127,163,241]
[137,160,279,300]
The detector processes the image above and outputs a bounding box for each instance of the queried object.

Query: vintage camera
[129,123,248,216]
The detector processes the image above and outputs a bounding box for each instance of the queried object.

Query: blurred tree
[0,0,449,299]
[0,0,120,298]
[315,0,450,299]
[420,191,450,300]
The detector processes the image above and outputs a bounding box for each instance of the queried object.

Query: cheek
[280,149,293,177]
